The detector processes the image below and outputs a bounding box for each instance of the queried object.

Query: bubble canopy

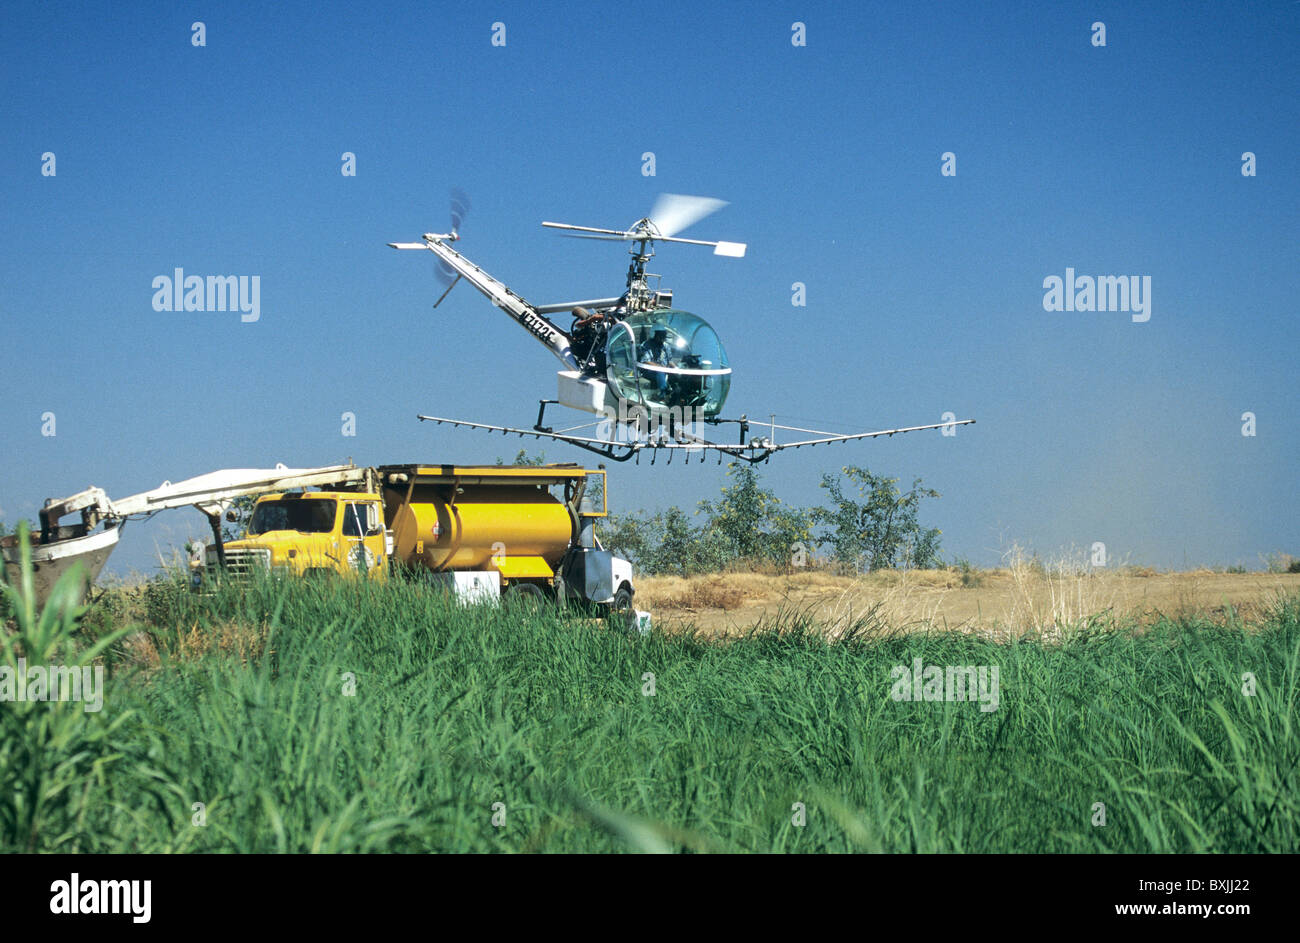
[604,309,731,417]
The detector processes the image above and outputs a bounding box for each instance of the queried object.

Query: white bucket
[629,609,653,636]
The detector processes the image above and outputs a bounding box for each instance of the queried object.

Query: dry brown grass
[639,558,1300,639]
[115,618,271,673]
[654,576,746,611]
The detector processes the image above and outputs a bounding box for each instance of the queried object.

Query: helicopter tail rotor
[433,188,471,290]
[449,187,471,235]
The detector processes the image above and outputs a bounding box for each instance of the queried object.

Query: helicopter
[389,193,973,464]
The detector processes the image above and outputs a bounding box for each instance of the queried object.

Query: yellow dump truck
[201,463,636,611]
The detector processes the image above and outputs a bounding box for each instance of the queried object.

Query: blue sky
[1,0,1296,575]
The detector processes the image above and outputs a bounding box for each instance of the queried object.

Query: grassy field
[2,557,1298,853]
[640,563,1300,639]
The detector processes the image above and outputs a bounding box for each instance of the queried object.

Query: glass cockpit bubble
[604,309,731,418]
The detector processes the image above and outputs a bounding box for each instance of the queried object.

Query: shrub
[812,466,944,571]
[694,464,813,571]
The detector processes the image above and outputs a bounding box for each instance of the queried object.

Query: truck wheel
[506,582,548,612]
[610,585,639,632]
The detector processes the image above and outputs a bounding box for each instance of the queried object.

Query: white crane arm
[40,464,370,526]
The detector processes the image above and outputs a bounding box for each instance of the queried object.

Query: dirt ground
[636,566,1300,639]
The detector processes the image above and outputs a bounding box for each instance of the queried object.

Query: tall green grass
[3,540,1297,852]
[0,525,139,851]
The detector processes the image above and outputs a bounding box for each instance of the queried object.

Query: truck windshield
[247,499,337,535]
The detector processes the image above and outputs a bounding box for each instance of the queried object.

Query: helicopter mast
[624,223,657,313]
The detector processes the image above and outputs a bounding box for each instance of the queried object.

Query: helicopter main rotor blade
[542,207,744,254]
[548,227,747,257]
[541,222,632,237]
[649,193,727,238]
[649,234,747,257]
[554,232,630,242]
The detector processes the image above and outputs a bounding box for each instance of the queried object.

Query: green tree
[812,466,943,571]
[221,495,258,543]
[656,506,720,575]
[497,449,548,466]
[599,511,654,568]
[600,507,725,576]
[696,464,812,569]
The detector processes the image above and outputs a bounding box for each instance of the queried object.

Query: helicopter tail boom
[389,234,578,370]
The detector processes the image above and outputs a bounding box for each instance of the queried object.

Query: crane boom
[3,463,377,607]
[38,464,371,531]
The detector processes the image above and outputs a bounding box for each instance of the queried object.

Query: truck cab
[211,491,389,580]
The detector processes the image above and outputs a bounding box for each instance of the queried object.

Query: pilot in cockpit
[640,326,673,392]
[642,327,672,364]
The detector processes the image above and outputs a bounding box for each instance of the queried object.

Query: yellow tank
[383,469,581,580]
